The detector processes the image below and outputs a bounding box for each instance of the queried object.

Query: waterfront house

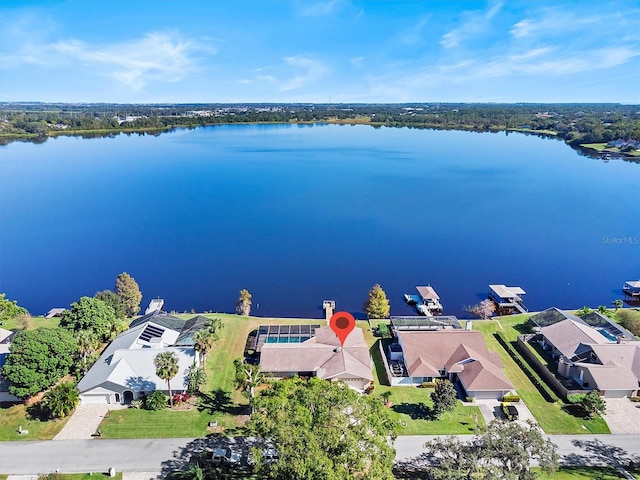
[258,325,374,392]
[532,307,640,397]
[78,312,201,405]
[389,329,514,399]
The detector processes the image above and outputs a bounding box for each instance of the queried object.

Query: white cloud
[350,56,364,67]
[279,55,328,91]
[300,0,343,16]
[440,1,502,49]
[45,32,208,90]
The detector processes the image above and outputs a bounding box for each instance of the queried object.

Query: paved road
[1,435,639,475]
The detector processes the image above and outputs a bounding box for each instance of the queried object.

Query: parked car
[248,446,279,467]
[211,447,241,465]
[501,402,519,421]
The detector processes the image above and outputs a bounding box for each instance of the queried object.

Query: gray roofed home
[259,325,374,392]
[530,307,583,328]
[77,314,199,405]
[535,310,640,397]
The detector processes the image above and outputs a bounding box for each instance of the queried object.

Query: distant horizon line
[1,101,638,106]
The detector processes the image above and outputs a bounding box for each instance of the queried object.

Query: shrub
[144,391,168,410]
[378,324,389,337]
[630,396,640,403]
[130,399,143,409]
[421,381,437,388]
[502,394,521,403]
[172,392,191,405]
[465,397,475,403]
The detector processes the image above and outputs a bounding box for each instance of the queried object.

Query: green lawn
[1,314,59,331]
[472,315,609,434]
[0,402,70,440]
[533,466,640,479]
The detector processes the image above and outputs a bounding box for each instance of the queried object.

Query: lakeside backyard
[0,309,622,441]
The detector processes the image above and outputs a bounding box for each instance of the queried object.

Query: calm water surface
[1,124,638,318]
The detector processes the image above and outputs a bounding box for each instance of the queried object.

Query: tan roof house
[395,330,513,399]
[538,313,640,397]
[259,326,373,392]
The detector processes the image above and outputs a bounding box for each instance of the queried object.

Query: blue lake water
[0,124,638,319]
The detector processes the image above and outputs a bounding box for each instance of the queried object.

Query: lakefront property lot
[0,311,614,440]
[95,312,608,438]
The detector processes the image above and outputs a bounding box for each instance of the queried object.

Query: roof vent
[334,346,342,353]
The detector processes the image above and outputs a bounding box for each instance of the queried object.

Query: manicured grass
[98,408,214,439]
[99,314,341,437]
[533,466,640,479]
[472,316,609,434]
[374,385,484,435]
[1,315,59,331]
[369,336,483,435]
[36,474,123,480]
[0,402,69,440]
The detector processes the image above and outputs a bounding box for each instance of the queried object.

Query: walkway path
[54,404,128,440]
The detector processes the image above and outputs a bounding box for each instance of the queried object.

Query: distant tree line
[1,103,638,155]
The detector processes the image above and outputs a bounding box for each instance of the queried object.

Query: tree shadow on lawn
[392,402,436,420]
[197,389,245,416]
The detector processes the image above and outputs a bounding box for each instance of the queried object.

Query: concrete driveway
[602,398,640,434]
[472,399,536,426]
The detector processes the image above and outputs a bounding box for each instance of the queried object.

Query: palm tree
[41,382,80,419]
[186,363,207,395]
[154,351,179,406]
[75,330,99,374]
[612,299,624,311]
[577,306,592,316]
[597,305,608,315]
[193,329,216,367]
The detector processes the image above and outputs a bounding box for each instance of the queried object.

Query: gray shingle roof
[130,311,185,332]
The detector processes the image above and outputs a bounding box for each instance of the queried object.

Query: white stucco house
[77,312,201,405]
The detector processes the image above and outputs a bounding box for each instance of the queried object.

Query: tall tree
[236,289,252,316]
[154,351,179,406]
[423,420,558,480]
[115,272,142,317]
[248,377,397,480]
[430,379,458,418]
[94,289,127,320]
[60,296,115,341]
[192,318,223,366]
[363,284,390,319]
[0,293,28,323]
[40,382,80,419]
[2,328,77,398]
[234,358,263,410]
[75,329,100,374]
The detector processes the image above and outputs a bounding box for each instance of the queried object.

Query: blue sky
[1,0,639,103]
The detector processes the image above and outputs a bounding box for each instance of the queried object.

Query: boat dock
[404,285,443,316]
[488,284,527,315]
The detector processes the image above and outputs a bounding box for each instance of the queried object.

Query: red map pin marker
[329,311,356,346]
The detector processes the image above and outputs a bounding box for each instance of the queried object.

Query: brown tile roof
[398,330,513,392]
[259,326,373,382]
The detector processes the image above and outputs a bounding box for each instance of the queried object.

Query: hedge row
[494,333,558,403]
